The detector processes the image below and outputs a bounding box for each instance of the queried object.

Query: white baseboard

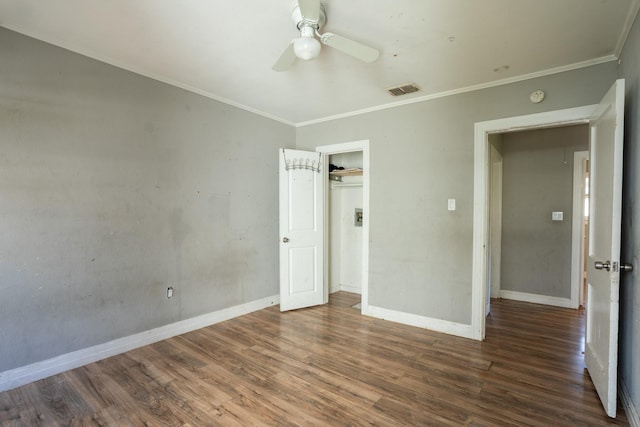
[620,380,640,427]
[0,294,279,392]
[363,304,475,340]
[500,290,574,308]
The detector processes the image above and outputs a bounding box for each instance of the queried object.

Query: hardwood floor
[0,292,630,426]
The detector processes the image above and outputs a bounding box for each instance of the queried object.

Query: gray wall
[296,63,617,325]
[618,9,640,420]
[0,28,295,371]
[500,126,588,299]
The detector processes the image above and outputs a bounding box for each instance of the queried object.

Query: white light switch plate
[552,211,563,221]
[448,199,456,211]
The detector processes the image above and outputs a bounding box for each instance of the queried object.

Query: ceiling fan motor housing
[292,3,326,30]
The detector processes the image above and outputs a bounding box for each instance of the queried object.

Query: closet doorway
[328,151,364,296]
[317,140,370,311]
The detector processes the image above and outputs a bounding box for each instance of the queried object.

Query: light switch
[448,199,456,211]
[552,211,563,221]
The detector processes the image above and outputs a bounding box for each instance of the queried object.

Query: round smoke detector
[530,90,545,104]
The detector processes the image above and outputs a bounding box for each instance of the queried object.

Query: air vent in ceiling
[386,83,420,96]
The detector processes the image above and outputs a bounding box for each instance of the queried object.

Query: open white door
[585,79,628,418]
[279,148,324,311]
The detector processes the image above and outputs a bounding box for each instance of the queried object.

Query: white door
[585,79,627,418]
[279,148,324,311]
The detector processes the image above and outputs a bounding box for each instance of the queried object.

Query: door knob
[282,237,290,243]
[594,260,611,271]
[620,263,633,272]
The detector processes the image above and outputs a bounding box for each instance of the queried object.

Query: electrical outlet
[167,287,174,298]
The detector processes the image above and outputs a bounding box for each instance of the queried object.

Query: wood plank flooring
[0,292,630,426]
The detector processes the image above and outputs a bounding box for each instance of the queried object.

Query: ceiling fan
[272,0,380,71]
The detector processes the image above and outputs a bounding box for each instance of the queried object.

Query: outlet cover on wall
[354,208,363,227]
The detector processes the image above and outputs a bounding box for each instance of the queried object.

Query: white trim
[364,305,474,340]
[499,290,574,309]
[0,294,279,392]
[316,141,368,153]
[571,151,590,309]
[296,57,616,127]
[316,140,370,313]
[620,380,640,427]
[472,126,490,340]
[472,105,597,340]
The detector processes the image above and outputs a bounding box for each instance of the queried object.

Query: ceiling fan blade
[272,42,297,72]
[320,32,379,63]
[298,0,320,22]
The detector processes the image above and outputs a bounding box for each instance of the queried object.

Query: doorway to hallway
[486,125,589,313]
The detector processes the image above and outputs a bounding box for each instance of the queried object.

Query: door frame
[316,140,370,310]
[572,151,590,308]
[472,105,596,340]
[487,141,503,314]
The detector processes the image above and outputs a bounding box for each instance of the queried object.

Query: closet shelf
[329,168,363,177]
[330,168,363,184]
[331,182,363,189]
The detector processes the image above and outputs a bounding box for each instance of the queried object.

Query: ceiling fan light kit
[272,0,380,71]
[293,25,321,60]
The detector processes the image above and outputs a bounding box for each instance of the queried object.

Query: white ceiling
[1,0,639,125]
